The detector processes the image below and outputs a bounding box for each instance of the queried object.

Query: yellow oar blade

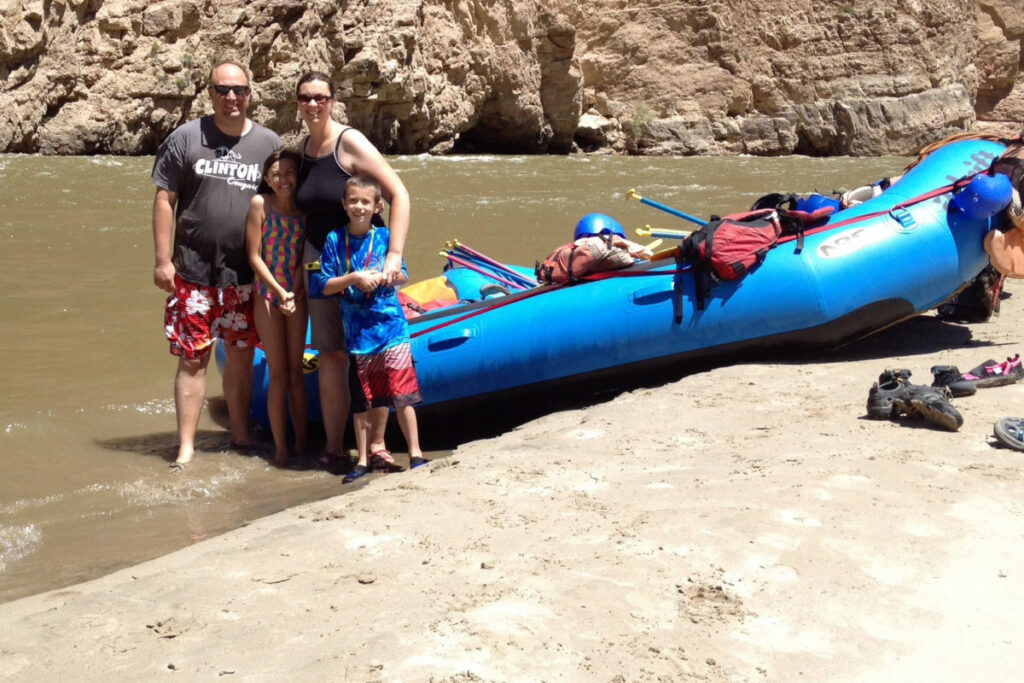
[650,246,681,262]
[638,224,690,239]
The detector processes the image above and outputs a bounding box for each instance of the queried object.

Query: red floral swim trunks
[165,274,258,359]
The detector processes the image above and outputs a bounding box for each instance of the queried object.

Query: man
[152,60,283,470]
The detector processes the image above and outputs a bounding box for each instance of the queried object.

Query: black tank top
[295,130,353,251]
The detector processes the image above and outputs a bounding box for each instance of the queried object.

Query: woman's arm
[341,129,411,286]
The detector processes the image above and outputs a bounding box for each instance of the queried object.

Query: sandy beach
[3,280,1024,681]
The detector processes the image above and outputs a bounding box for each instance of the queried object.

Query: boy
[308,175,426,482]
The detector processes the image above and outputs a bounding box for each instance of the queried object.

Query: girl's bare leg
[285,298,308,455]
[253,297,290,465]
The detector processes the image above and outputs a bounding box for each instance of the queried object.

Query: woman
[294,71,412,465]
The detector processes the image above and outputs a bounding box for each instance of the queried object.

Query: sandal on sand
[370,450,404,473]
[935,355,1024,396]
[866,369,963,431]
[169,461,188,473]
[993,417,1024,451]
[343,464,370,484]
[409,456,429,469]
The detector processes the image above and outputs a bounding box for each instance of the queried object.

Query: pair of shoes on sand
[369,450,430,472]
[930,354,1023,397]
[866,368,963,431]
[867,356,1024,432]
[343,452,430,483]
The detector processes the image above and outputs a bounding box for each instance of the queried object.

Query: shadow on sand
[418,314,1011,450]
[99,312,1013,456]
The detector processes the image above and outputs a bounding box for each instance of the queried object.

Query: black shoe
[930,365,977,397]
[867,369,963,431]
[866,369,912,419]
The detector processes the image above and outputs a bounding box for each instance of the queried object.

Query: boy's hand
[352,269,382,293]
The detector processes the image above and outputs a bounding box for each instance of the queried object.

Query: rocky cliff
[0,0,1021,156]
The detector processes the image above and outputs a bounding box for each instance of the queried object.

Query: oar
[445,241,536,286]
[636,224,691,240]
[445,246,537,290]
[627,188,707,227]
[650,246,683,262]
[440,251,529,290]
[447,240,538,287]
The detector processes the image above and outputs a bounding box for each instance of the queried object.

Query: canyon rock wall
[0,0,1020,156]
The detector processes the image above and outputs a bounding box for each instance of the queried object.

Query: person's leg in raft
[254,297,290,465]
[174,352,210,465]
[285,296,309,456]
[318,350,350,458]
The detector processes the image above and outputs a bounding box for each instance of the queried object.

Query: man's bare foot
[174,444,194,466]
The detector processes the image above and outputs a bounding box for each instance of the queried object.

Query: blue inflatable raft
[223,139,1009,427]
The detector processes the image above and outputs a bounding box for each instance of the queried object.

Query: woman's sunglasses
[297,94,332,104]
[209,84,251,97]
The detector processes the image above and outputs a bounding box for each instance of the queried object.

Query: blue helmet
[795,193,841,214]
[574,213,626,241]
[952,173,1013,220]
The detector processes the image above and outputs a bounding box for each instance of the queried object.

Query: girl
[245,149,308,466]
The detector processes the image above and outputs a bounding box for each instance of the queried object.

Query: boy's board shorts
[165,274,258,360]
[348,342,423,412]
[303,241,346,353]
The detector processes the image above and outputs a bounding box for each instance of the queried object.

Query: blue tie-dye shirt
[309,226,410,355]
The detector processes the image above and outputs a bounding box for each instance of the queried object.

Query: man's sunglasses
[209,84,251,97]
[297,94,332,104]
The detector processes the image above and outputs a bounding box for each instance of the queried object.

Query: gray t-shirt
[152,116,283,287]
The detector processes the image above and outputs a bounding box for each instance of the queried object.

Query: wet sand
[3,282,1024,681]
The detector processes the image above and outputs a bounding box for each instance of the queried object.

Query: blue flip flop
[343,464,370,484]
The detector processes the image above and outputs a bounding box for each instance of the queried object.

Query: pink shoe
[958,354,1023,389]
